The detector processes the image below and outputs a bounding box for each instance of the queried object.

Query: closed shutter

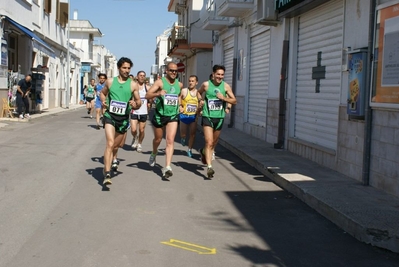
[248,24,270,127]
[223,35,234,86]
[294,0,343,149]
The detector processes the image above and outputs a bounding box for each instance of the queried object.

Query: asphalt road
[0,109,397,267]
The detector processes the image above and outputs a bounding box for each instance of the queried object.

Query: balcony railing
[201,2,230,31]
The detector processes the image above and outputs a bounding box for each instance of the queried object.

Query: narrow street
[0,109,397,267]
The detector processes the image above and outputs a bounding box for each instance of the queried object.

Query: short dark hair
[137,70,146,76]
[212,64,225,73]
[117,57,133,68]
[98,73,107,79]
[189,75,198,81]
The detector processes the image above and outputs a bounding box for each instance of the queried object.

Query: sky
[71,0,177,76]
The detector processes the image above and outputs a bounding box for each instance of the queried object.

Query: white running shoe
[149,154,156,167]
[136,144,142,153]
[131,136,138,149]
[162,166,173,179]
[24,113,31,119]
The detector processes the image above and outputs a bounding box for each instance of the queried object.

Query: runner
[100,57,141,186]
[84,79,96,118]
[145,62,182,180]
[130,70,150,153]
[198,64,237,178]
[95,73,107,129]
[179,75,200,158]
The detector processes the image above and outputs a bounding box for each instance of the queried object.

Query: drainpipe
[228,57,237,128]
[274,40,289,149]
[362,0,377,185]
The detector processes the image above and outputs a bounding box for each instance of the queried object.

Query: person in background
[145,62,182,180]
[198,65,237,179]
[84,79,96,119]
[95,73,107,129]
[130,70,150,153]
[16,74,32,119]
[179,75,201,158]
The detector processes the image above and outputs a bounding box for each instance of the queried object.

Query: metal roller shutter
[294,0,343,149]
[223,35,234,86]
[248,24,270,127]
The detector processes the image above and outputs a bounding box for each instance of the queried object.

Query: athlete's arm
[222,83,237,105]
[130,81,142,110]
[197,81,208,109]
[179,88,188,113]
[100,78,112,108]
[145,79,165,100]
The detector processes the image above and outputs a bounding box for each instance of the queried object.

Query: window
[56,0,68,27]
[8,35,18,72]
[44,0,52,14]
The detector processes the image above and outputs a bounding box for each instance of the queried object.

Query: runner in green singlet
[198,64,237,178]
[99,57,141,186]
[145,62,183,180]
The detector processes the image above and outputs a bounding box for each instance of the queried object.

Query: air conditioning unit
[256,0,279,26]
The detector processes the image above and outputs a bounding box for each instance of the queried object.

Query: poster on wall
[372,2,399,104]
[1,38,8,66]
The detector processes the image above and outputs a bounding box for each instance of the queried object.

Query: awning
[5,17,55,56]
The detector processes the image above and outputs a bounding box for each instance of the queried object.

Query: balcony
[202,15,230,30]
[168,27,190,57]
[217,0,254,17]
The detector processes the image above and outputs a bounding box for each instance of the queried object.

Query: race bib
[87,92,94,98]
[186,104,197,113]
[110,100,127,115]
[208,99,223,111]
[141,97,147,105]
[164,94,178,106]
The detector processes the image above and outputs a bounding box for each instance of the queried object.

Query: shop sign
[275,0,305,13]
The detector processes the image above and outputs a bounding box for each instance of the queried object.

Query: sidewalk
[218,127,399,253]
[0,104,84,127]
[1,106,398,253]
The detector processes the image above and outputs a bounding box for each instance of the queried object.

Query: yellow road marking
[161,239,216,254]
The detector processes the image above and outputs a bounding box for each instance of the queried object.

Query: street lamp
[65,0,70,109]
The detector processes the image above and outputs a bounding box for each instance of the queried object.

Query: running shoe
[187,149,192,158]
[136,144,142,153]
[131,136,138,149]
[199,148,207,164]
[111,159,119,171]
[149,154,156,167]
[90,115,93,119]
[96,125,101,130]
[162,166,173,179]
[180,138,186,146]
[103,172,112,185]
[207,166,215,178]
[24,113,31,119]
[19,114,24,119]
[87,109,90,114]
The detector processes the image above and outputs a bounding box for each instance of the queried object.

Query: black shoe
[111,160,119,171]
[96,125,101,130]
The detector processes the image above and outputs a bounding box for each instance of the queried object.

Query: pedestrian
[179,75,200,158]
[99,57,141,186]
[145,62,182,180]
[198,64,237,178]
[130,70,151,153]
[16,74,32,119]
[95,73,107,129]
[84,79,96,119]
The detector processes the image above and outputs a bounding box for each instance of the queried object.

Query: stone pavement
[1,106,398,253]
[219,127,399,253]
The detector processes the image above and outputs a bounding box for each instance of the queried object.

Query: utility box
[347,49,368,116]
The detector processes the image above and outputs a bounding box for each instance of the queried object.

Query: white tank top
[133,85,148,115]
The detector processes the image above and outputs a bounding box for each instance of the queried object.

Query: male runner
[145,62,182,180]
[198,65,237,178]
[100,57,141,185]
[179,75,200,158]
[130,70,150,153]
[95,73,107,129]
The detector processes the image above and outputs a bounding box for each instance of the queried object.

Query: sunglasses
[169,69,178,73]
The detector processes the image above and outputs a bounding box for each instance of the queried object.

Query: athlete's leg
[203,125,214,166]
[138,121,146,144]
[164,121,178,167]
[152,126,164,155]
[188,120,197,150]
[104,123,116,173]
[180,121,188,144]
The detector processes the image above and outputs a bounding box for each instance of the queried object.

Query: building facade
[197,0,399,197]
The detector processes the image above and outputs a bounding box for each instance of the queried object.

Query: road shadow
[174,161,208,180]
[126,161,166,181]
[85,167,109,191]
[195,190,399,266]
